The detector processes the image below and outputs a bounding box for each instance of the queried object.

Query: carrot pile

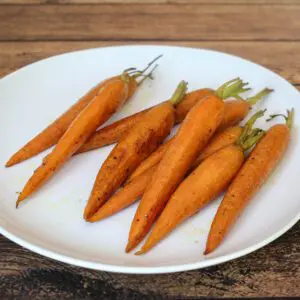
[7,55,294,257]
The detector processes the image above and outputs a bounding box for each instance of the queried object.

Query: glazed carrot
[128,137,174,182]
[88,166,155,222]
[5,78,111,167]
[205,109,293,255]
[89,111,265,223]
[192,125,243,167]
[76,107,150,153]
[128,88,272,182]
[84,81,188,220]
[126,94,225,252]
[16,62,158,206]
[6,56,161,167]
[75,78,250,154]
[136,112,266,255]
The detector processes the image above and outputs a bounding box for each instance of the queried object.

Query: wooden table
[0,1,299,298]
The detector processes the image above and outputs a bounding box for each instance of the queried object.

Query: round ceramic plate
[0,45,299,274]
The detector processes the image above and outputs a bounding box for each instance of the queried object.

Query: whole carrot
[128,88,272,182]
[75,78,250,154]
[89,125,242,222]
[6,56,161,167]
[91,110,268,223]
[136,112,266,255]
[126,93,225,252]
[16,62,159,207]
[205,109,293,255]
[84,81,188,220]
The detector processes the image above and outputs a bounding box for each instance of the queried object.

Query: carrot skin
[6,77,137,167]
[193,126,243,166]
[137,144,245,255]
[76,107,148,154]
[76,89,215,155]
[205,124,290,255]
[88,166,156,222]
[5,79,111,167]
[126,95,225,252]
[127,101,249,181]
[90,126,243,222]
[174,89,214,122]
[128,138,173,182]
[218,99,250,132]
[84,102,175,220]
[17,77,130,205]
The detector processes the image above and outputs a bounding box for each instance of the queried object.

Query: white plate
[0,45,299,274]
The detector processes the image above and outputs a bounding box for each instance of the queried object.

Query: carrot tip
[125,242,135,253]
[134,250,145,256]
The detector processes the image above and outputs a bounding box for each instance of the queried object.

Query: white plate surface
[0,45,299,274]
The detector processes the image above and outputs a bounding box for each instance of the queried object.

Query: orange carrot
[84,81,188,220]
[128,88,272,182]
[192,125,243,167]
[75,78,250,154]
[128,137,174,182]
[88,166,155,222]
[205,109,293,255]
[16,63,158,206]
[136,111,266,255]
[90,125,242,222]
[6,56,161,167]
[126,94,225,252]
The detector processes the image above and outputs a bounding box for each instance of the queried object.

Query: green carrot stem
[137,64,158,86]
[237,109,266,145]
[240,129,265,151]
[247,88,273,106]
[215,78,251,100]
[169,81,188,106]
[267,108,294,129]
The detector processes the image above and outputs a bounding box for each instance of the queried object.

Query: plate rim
[1,44,299,274]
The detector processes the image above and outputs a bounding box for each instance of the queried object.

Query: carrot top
[236,109,266,151]
[169,81,188,106]
[122,54,162,85]
[267,108,294,129]
[215,77,250,99]
[246,88,273,106]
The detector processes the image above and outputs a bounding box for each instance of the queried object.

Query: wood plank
[0,222,299,298]
[0,4,300,41]
[2,0,300,4]
[1,41,300,85]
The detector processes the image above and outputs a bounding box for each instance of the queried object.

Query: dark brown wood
[1,41,300,85]
[0,4,300,41]
[0,222,299,299]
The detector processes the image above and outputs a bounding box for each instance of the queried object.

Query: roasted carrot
[89,110,266,223]
[75,78,250,154]
[205,109,293,255]
[89,125,242,222]
[6,56,161,167]
[136,111,266,255]
[88,166,155,222]
[128,88,272,182]
[126,93,225,252]
[192,125,243,167]
[84,81,188,220]
[128,137,174,182]
[16,62,159,206]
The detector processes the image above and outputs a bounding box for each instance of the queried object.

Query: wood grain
[1,4,300,41]
[0,222,299,299]
[1,41,300,85]
[2,1,300,4]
